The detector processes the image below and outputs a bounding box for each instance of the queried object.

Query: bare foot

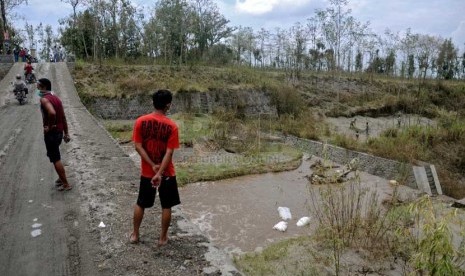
[55,178,63,187]
[57,184,72,191]
[129,232,139,244]
[157,237,168,247]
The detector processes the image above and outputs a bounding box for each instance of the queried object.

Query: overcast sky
[15,0,465,50]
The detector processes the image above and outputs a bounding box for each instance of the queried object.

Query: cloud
[235,0,314,16]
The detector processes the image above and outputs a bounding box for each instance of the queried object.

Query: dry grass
[73,61,465,198]
[73,62,287,99]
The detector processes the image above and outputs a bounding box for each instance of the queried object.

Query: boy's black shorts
[137,176,181,209]
[44,131,63,163]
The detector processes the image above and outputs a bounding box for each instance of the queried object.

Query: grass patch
[73,62,287,98]
[103,120,133,142]
[270,111,329,140]
[170,113,213,144]
[326,110,465,198]
[102,114,304,186]
[176,145,303,186]
[234,236,320,276]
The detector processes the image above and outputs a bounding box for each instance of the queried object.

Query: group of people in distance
[13,47,35,63]
[12,45,64,63]
[51,45,65,62]
[36,78,179,247]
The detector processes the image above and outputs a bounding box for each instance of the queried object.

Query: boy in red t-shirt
[130,89,180,246]
[24,61,33,78]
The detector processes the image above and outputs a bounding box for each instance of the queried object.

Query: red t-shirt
[24,64,33,74]
[132,113,179,178]
[41,93,65,132]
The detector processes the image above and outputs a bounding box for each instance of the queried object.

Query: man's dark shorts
[44,131,63,163]
[137,176,181,209]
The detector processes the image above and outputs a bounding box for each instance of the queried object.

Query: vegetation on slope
[73,61,465,198]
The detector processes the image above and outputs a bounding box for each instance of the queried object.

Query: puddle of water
[180,156,402,255]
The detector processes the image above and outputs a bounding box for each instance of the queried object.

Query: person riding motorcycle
[13,74,27,104]
[24,61,36,83]
[13,74,28,95]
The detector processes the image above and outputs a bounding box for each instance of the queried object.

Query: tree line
[2,0,465,80]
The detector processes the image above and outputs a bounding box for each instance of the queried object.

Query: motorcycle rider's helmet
[16,74,21,79]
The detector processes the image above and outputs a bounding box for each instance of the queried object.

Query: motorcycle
[25,72,36,84]
[12,82,28,105]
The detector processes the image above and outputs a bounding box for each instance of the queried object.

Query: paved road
[0,62,238,276]
[0,62,97,276]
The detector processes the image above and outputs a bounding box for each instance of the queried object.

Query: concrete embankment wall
[0,55,14,79]
[80,89,277,119]
[285,136,418,188]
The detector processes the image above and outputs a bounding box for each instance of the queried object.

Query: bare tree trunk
[0,0,6,48]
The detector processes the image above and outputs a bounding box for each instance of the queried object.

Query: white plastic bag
[296,216,311,227]
[273,221,288,232]
[277,207,292,220]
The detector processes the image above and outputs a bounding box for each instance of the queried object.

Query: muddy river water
[112,121,418,257]
[179,156,398,256]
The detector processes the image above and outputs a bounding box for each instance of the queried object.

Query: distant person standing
[130,90,180,246]
[37,78,72,191]
[19,48,26,62]
[58,46,63,61]
[53,46,59,62]
[13,47,19,62]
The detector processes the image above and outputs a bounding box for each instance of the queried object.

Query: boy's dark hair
[152,89,172,110]
[38,78,52,91]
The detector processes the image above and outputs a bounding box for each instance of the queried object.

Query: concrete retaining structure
[0,55,14,80]
[81,89,277,120]
[0,55,14,63]
[413,166,431,194]
[413,165,443,196]
[285,136,418,189]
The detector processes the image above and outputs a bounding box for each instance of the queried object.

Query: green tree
[256,28,269,67]
[190,0,233,58]
[292,22,307,72]
[461,51,465,79]
[60,0,88,58]
[230,26,254,65]
[385,50,396,76]
[60,9,94,59]
[37,24,54,60]
[151,0,191,64]
[407,54,415,79]
[415,34,441,81]
[355,50,362,72]
[436,38,457,79]
[0,0,28,51]
[24,22,34,49]
[400,28,418,78]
